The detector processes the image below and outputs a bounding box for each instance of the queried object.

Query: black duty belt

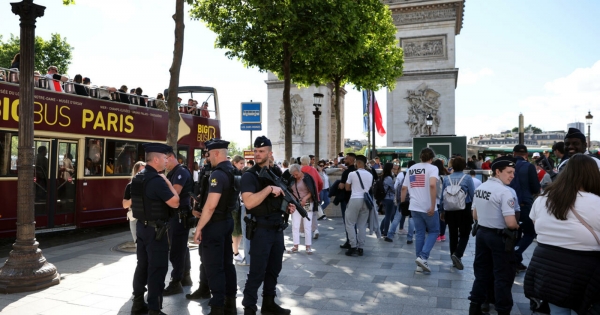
[144,220,158,227]
[256,222,282,230]
[479,226,504,235]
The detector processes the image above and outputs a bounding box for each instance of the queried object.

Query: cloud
[458,68,494,86]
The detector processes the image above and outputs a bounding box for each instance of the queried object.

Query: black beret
[565,127,587,144]
[254,136,271,148]
[205,138,230,151]
[491,156,516,173]
[142,143,172,154]
[513,144,528,153]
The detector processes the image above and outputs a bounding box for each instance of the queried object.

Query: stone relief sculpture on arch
[278,94,306,140]
[405,83,441,136]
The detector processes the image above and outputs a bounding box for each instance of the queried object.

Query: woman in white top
[122,161,146,243]
[524,154,600,315]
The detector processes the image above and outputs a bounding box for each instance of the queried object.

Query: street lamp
[426,113,433,136]
[313,93,324,163]
[586,110,593,148]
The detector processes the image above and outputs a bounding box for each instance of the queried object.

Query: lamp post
[0,0,60,293]
[586,110,593,149]
[313,93,323,163]
[426,113,433,136]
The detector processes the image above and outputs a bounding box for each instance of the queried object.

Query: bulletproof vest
[198,163,212,206]
[210,163,241,221]
[130,169,170,221]
[245,164,284,217]
[166,164,193,206]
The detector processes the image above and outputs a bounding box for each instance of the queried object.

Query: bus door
[34,139,51,228]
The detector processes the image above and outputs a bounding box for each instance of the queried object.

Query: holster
[244,216,257,240]
[178,206,197,229]
[502,228,519,252]
[155,219,169,241]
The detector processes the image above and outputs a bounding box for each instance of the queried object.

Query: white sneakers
[415,256,431,273]
[415,266,423,273]
[313,229,319,239]
[233,253,244,262]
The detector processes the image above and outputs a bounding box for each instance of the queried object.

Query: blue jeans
[319,189,330,210]
[411,210,440,260]
[379,199,396,236]
[387,208,414,240]
[548,304,574,315]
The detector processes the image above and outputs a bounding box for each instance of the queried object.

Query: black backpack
[374,175,390,203]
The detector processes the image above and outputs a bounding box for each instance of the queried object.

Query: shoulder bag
[571,208,600,245]
[356,171,374,211]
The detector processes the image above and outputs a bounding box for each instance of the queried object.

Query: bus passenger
[118,85,130,104]
[201,102,210,118]
[73,74,89,97]
[45,66,68,92]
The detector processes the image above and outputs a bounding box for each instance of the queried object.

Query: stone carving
[402,36,445,59]
[392,8,456,25]
[279,94,305,139]
[405,83,441,136]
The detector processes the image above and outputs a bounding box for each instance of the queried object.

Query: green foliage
[0,33,74,74]
[511,125,543,134]
[228,141,244,158]
[344,146,367,156]
[62,0,75,4]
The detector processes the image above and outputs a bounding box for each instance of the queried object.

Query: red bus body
[0,81,220,237]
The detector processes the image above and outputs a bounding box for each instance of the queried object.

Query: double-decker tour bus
[0,76,220,237]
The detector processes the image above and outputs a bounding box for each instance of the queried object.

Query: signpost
[241,102,262,147]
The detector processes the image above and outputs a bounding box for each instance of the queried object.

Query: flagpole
[371,90,376,160]
[366,91,371,156]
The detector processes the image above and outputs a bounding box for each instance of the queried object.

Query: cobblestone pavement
[0,216,535,314]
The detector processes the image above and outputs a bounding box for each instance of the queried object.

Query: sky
[2,0,600,149]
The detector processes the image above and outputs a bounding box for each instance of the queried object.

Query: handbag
[571,208,600,245]
[356,171,374,210]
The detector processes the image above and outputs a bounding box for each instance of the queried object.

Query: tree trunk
[283,42,292,160]
[166,0,185,149]
[333,79,342,154]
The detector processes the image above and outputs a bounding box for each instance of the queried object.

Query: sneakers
[398,229,408,235]
[436,236,442,242]
[415,266,423,273]
[318,215,327,220]
[313,229,319,239]
[440,235,446,242]
[415,256,431,272]
[233,253,244,262]
[300,233,305,238]
[516,263,527,273]
[384,237,393,243]
[451,254,464,270]
[407,239,413,244]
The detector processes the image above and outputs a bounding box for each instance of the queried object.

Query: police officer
[186,153,212,300]
[241,136,296,315]
[162,149,194,295]
[193,139,238,315]
[130,143,180,315]
[468,157,520,315]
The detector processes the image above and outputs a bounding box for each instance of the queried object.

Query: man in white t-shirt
[401,148,439,272]
[343,155,373,257]
[45,66,68,92]
[469,170,482,190]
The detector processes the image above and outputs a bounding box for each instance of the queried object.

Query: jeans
[319,189,330,210]
[411,210,440,260]
[387,208,414,240]
[548,304,575,315]
[379,199,396,236]
[515,204,535,264]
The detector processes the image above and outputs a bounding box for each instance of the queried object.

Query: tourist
[379,162,396,237]
[344,155,373,257]
[45,66,68,92]
[73,74,89,96]
[122,161,146,243]
[287,164,318,254]
[231,155,246,263]
[433,159,449,242]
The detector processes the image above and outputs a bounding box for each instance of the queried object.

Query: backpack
[442,174,467,211]
[374,175,391,203]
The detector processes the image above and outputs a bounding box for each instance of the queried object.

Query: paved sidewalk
[0,216,535,315]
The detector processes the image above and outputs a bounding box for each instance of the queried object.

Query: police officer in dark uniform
[468,157,520,315]
[130,143,180,315]
[240,136,296,315]
[193,139,238,315]
[186,154,212,300]
[162,149,194,295]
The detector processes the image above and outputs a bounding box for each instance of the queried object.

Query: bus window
[84,138,104,176]
[107,140,141,176]
[0,132,18,176]
[177,147,188,165]
[194,149,203,164]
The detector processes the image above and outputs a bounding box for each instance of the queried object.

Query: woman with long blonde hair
[122,161,146,242]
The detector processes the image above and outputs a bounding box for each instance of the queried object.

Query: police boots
[224,296,237,315]
[468,302,488,315]
[185,282,211,300]
[162,280,183,296]
[131,295,149,314]
[261,295,291,315]
[181,270,193,286]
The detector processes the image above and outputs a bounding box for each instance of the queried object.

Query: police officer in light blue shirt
[468,156,520,315]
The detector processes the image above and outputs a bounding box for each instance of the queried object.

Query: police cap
[205,138,230,151]
[254,136,271,148]
[491,156,516,173]
[565,127,587,144]
[142,142,172,154]
[513,144,528,153]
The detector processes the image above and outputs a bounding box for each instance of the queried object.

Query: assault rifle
[258,166,310,220]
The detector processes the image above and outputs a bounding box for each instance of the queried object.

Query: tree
[293,0,403,153]
[0,33,73,73]
[191,0,339,160]
[512,124,543,134]
[228,141,243,158]
[344,146,367,156]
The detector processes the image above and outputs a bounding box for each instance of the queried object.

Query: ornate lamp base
[0,241,60,293]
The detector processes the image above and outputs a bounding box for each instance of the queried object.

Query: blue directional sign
[241,102,262,124]
[241,124,262,131]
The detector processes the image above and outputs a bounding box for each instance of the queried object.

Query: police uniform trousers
[514,203,535,264]
[201,218,237,306]
[469,226,517,313]
[133,220,170,311]
[242,214,285,310]
[167,214,191,281]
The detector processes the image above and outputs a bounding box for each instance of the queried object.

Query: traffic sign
[241,102,262,124]
[241,124,262,131]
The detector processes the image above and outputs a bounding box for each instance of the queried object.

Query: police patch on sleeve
[178,174,181,180]
[211,178,217,187]
[508,198,515,209]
